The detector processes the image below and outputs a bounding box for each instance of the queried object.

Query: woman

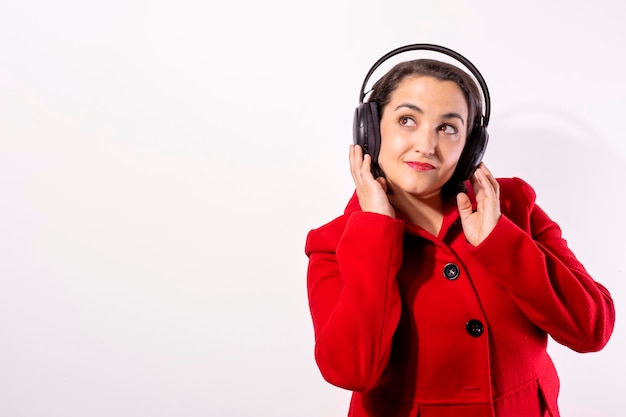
[304,50,615,417]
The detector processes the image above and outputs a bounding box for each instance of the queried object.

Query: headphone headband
[358,43,491,126]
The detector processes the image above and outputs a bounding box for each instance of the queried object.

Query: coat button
[466,319,484,337]
[443,263,460,280]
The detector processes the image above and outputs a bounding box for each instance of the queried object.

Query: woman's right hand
[349,144,395,218]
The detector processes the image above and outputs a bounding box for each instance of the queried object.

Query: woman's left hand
[456,162,501,246]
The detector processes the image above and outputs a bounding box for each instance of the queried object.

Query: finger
[469,171,492,215]
[475,165,494,194]
[354,146,374,178]
[349,144,359,164]
[349,145,363,179]
[476,163,500,201]
[350,145,368,171]
[469,166,484,196]
[350,145,375,191]
[361,153,373,176]
[479,161,492,176]
[480,163,500,199]
[456,192,473,218]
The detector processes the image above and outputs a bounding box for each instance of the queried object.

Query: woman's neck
[391,190,445,236]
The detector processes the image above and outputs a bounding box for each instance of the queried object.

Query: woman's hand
[349,144,395,218]
[456,162,501,246]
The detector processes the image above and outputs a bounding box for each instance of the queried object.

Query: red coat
[305,177,615,417]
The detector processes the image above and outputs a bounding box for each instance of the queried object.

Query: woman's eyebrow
[441,112,465,126]
[394,103,465,126]
[395,103,422,113]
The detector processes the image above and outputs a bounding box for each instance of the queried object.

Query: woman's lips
[406,161,435,171]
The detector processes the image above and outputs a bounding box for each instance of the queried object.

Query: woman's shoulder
[493,177,539,226]
[304,192,360,255]
[465,176,537,212]
[496,177,537,207]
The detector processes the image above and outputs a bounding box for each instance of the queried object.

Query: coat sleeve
[305,210,405,391]
[469,177,615,352]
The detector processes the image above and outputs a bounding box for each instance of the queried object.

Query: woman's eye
[399,116,415,127]
[439,124,458,134]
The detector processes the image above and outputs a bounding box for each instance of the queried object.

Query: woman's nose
[412,128,437,155]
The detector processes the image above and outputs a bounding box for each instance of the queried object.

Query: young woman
[304,48,615,417]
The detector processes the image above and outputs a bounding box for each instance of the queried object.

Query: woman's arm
[469,177,615,352]
[305,210,404,391]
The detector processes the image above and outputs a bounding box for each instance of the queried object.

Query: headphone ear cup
[454,125,489,182]
[365,102,381,163]
[353,102,382,170]
[353,104,368,149]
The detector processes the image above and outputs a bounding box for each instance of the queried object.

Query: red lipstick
[406,161,435,171]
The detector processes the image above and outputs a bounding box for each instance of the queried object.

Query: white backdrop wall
[0,1,624,416]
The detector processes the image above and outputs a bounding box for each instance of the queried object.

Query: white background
[1,1,624,416]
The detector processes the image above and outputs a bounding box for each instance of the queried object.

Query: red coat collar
[343,180,475,239]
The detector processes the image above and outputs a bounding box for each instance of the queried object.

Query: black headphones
[353,43,491,183]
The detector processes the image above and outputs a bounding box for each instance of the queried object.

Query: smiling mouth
[406,161,435,171]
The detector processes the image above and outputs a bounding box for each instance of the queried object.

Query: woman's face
[378,75,468,200]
